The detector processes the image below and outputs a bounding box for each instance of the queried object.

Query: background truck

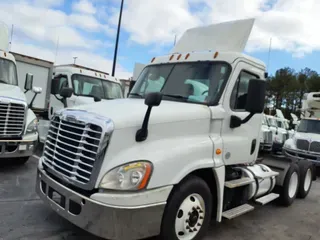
[35,18,315,240]
[0,22,41,164]
[10,52,54,118]
[38,64,124,143]
[283,92,320,166]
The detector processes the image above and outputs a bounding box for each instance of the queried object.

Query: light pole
[73,57,77,64]
[111,0,124,77]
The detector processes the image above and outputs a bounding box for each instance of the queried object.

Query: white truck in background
[0,22,41,164]
[38,64,124,143]
[259,114,273,152]
[284,92,320,166]
[11,52,54,118]
[36,19,315,240]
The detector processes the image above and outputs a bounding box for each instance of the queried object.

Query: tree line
[264,67,320,120]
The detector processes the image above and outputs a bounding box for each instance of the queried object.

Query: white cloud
[32,0,65,7]
[72,0,97,15]
[111,0,320,58]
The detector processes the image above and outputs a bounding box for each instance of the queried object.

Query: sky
[0,0,320,79]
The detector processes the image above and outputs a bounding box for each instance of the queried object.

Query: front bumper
[260,142,272,151]
[283,147,320,166]
[272,142,284,152]
[0,136,38,159]
[36,168,167,240]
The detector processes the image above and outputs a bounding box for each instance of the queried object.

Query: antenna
[267,37,272,72]
[9,24,14,51]
[54,36,59,64]
[173,34,177,46]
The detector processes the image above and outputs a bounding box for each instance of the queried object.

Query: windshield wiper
[129,93,144,98]
[162,94,188,100]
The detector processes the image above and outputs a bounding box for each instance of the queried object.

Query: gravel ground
[0,153,320,240]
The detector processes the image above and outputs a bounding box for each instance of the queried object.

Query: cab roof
[54,64,120,84]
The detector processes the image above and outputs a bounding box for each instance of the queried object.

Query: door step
[255,193,279,205]
[255,171,279,180]
[225,177,254,188]
[222,204,254,219]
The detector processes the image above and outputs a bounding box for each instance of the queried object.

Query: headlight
[99,161,153,191]
[26,118,39,133]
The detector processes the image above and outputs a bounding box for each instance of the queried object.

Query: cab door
[220,61,264,165]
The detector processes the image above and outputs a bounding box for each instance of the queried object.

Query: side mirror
[90,85,102,102]
[60,87,73,98]
[32,86,42,94]
[230,79,266,129]
[145,91,162,107]
[24,73,33,91]
[245,79,266,114]
[129,80,136,93]
[136,92,163,142]
[51,78,61,95]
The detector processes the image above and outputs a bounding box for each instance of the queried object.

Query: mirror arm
[24,90,29,94]
[136,106,152,142]
[241,112,254,124]
[28,93,38,109]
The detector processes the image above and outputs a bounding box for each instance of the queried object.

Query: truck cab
[264,114,289,153]
[284,92,320,166]
[36,19,314,240]
[48,64,124,119]
[259,114,273,151]
[0,22,41,163]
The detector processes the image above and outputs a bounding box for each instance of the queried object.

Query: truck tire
[16,157,30,165]
[297,160,313,199]
[277,163,300,206]
[160,175,212,240]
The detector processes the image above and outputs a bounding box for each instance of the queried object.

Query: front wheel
[160,175,212,240]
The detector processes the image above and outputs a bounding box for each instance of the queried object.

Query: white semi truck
[0,22,41,164]
[284,92,320,166]
[36,19,315,240]
[37,64,124,143]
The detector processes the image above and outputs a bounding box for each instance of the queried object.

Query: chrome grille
[263,131,273,144]
[282,133,289,142]
[42,110,114,190]
[296,139,309,151]
[310,142,320,153]
[0,101,25,137]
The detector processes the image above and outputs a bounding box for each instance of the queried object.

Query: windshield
[129,62,231,105]
[262,116,267,125]
[71,74,123,99]
[0,58,18,85]
[267,117,277,127]
[297,119,320,134]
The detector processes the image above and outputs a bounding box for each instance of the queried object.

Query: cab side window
[230,71,258,111]
[51,75,68,95]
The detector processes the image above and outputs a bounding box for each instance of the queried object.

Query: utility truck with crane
[36,19,315,240]
[0,22,41,164]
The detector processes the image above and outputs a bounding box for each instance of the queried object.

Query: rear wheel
[297,160,313,199]
[160,175,212,240]
[277,163,300,206]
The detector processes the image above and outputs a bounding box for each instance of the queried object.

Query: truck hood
[294,132,320,142]
[67,98,211,129]
[0,83,26,102]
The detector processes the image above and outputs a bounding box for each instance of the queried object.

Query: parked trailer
[36,18,316,240]
[11,52,53,118]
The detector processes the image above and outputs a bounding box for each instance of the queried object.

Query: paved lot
[1,154,320,240]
